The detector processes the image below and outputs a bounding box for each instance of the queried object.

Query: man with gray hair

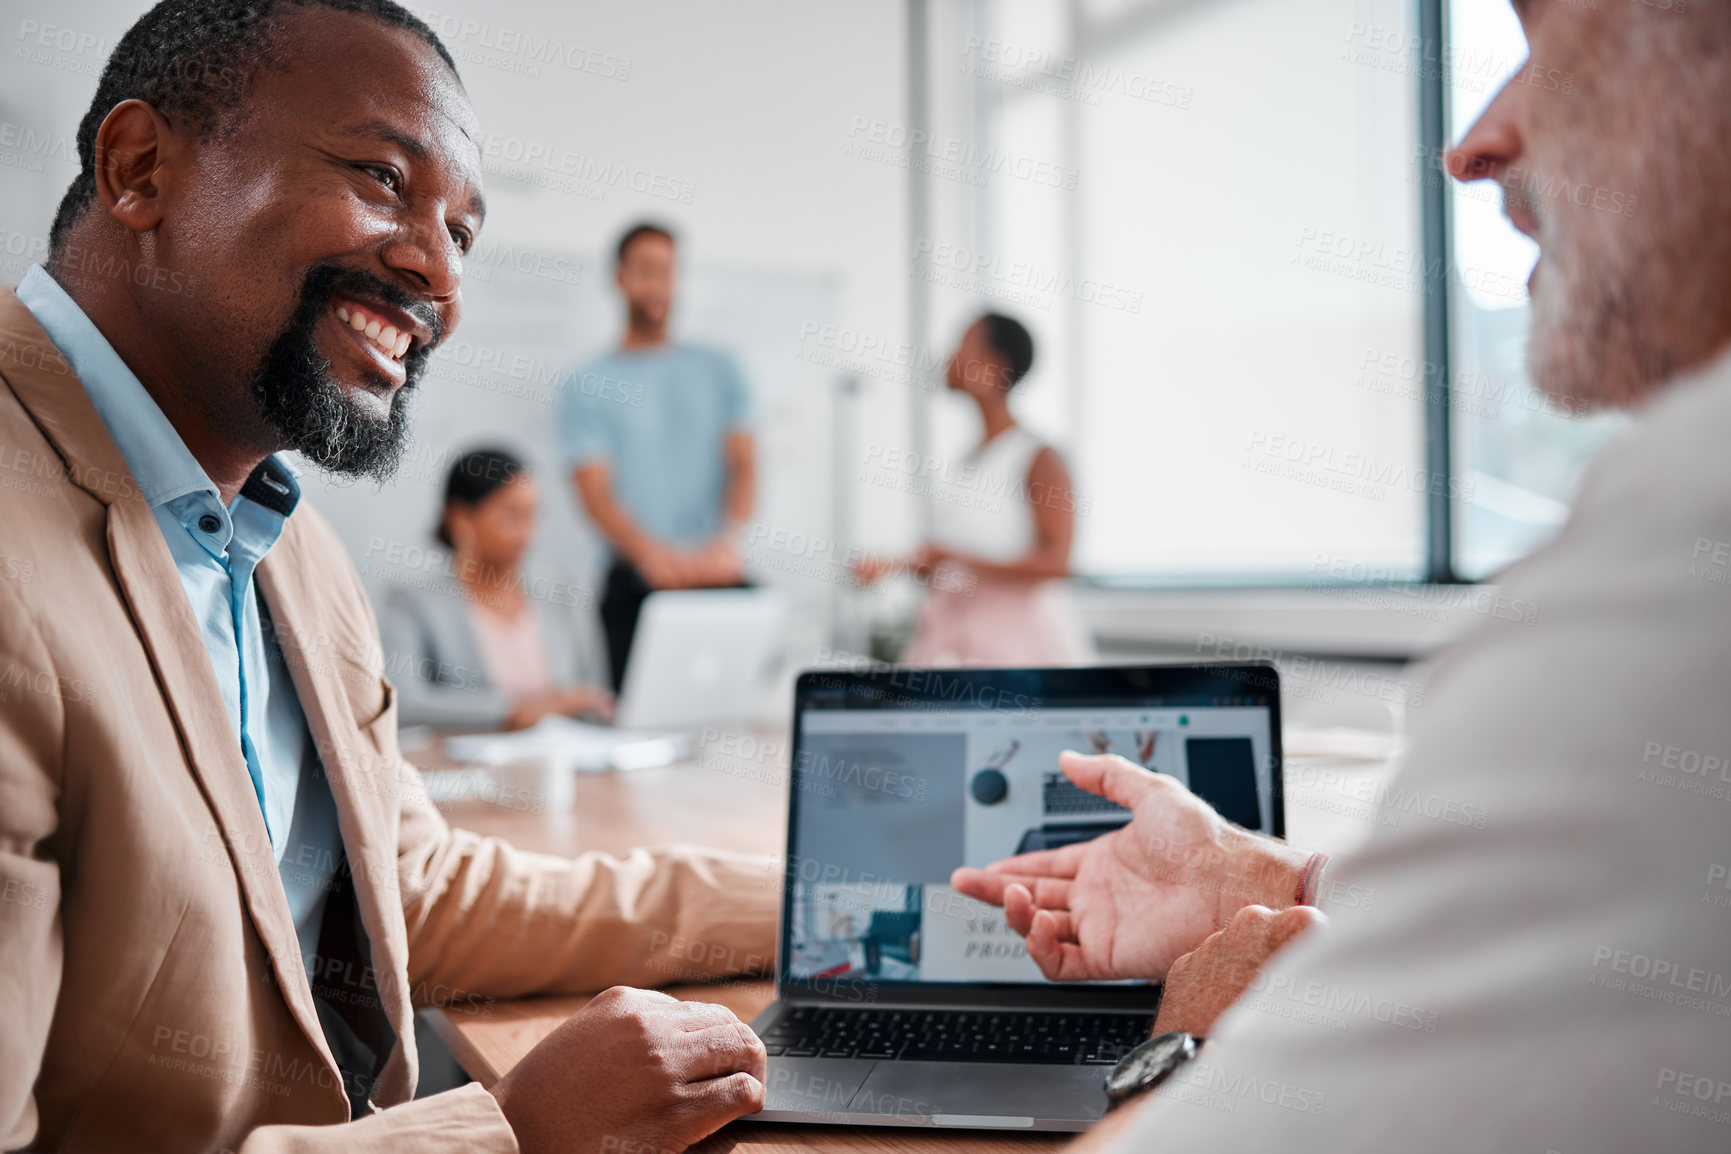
[956,1,1731,1148]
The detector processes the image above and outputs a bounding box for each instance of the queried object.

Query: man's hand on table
[951,752,1315,982]
[1154,903,1325,1036]
[488,986,766,1154]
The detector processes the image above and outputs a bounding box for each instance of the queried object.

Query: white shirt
[928,426,1045,563]
[1112,347,1731,1151]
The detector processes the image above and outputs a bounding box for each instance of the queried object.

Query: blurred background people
[857,314,1093,666]
[560,222,758,691]
[381,448,613,731]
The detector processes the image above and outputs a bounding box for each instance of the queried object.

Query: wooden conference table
[413,727,1395,1154]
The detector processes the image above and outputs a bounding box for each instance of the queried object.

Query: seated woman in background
[380,447,615,730]
[856,313,1094,666]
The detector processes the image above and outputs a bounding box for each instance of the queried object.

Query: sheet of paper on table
[442,715,694,773]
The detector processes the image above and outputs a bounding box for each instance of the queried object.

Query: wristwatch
[1103,1031,1200,1108]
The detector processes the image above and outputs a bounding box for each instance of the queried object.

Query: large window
[1445,0,1623,579]
[914,0,1622,586]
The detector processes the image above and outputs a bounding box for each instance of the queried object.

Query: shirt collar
[14,263,299,517]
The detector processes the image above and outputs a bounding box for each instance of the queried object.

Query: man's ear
[92,99,178,235]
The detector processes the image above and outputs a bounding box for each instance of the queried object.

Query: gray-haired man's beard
[249,263,433,481]
[1519,18,1731,412]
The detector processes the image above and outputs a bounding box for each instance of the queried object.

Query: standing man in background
[560,223,756,691]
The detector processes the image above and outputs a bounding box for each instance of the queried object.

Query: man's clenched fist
[489,986,766,1154]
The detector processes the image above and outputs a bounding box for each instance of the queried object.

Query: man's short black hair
[48,0,458,257]
[616,222,676,265]
[978,312,1035,388]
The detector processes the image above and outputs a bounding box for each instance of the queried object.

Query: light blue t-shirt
[557,344,753,552]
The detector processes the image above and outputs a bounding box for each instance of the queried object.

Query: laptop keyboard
[758,1006,1154,1065]
[1042,773,1131,817]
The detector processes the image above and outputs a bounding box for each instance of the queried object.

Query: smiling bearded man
[0,3,777,1153]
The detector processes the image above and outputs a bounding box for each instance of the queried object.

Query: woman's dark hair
[978,312,1036,388]
[437,447,527,548]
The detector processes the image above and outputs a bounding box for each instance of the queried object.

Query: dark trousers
[599,559,753,694]
[600,559,654,694]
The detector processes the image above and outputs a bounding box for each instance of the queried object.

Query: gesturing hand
[950,752,1311,983]
[488,986,766,1154]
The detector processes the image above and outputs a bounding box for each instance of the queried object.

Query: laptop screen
[780,664,1283,995]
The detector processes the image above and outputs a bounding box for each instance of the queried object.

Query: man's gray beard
[1523,15,1731,412]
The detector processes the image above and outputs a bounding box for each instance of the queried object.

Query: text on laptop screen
[785,699,1276,987]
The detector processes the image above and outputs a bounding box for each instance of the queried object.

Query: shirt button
[198,515,221,534]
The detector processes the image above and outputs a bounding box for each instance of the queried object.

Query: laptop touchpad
[848,1061,1109,1123]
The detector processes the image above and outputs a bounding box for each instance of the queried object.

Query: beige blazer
[0,290,780,1153]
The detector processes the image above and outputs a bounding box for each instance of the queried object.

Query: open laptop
[615,588,787,730]
[441,588,785,771]
[752,662,1284,1131]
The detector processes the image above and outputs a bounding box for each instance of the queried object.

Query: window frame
[906,0,1473,597]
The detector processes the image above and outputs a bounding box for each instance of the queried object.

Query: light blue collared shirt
[17,265,341,973]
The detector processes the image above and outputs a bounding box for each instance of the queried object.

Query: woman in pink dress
[857,314,1094,666]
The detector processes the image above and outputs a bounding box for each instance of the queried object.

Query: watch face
[1105,1031,1196,1101]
